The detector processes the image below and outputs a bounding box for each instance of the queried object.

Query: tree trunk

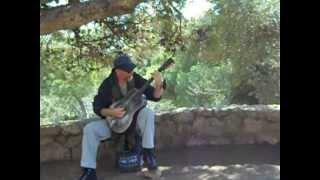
[40,0,142,35]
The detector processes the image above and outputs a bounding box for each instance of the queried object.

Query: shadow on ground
[41,144,280,180]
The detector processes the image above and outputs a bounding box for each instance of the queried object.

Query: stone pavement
[40,144,280,180]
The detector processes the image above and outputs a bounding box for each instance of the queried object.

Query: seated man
[79,54,165,180]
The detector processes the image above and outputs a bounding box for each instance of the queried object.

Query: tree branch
[40,0,142,35]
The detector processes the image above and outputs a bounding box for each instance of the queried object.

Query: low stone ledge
[40,105,280,162]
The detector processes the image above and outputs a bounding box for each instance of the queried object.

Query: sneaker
[79,168,97,180]
[137,168,162,179]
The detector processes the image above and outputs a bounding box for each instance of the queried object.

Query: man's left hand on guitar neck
[152,71,164,98]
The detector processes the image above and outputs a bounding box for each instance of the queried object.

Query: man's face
[118,69,134,81]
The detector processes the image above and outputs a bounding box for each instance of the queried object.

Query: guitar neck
[136,78,154,95]
[131,58,174,97]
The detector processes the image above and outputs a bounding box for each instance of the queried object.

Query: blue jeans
[80,107,156,169]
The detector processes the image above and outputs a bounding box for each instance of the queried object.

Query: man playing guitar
[79,54,165,180]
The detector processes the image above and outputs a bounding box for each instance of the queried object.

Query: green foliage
[183,0,280,104]
[40,0,280,124]
[174,62,232,107]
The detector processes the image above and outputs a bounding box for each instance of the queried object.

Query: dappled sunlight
[41,145,280,180]
[198,173,211,180]
[158,166,172,171]
[182,0,214,20]
[227,173,241,179]
[157,164,280,180]
[209,165,228,171]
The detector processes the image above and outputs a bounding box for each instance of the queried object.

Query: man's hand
[111,107,126,118]
[152,71,164,98]
[100,107,126,119]
[152,71,163,88]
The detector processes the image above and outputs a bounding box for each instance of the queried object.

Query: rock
[177,125,194,135]
[40,105,280,162]
[243,118,263,134]
[262,122,280,133]
[208,117,225,136]
[70,144,81,160]
[196,107,213,117]
[40,137,53,146]
[41,126,61,136]
[215,109,230,118]
[61,123,81,136]
[266,111,280,123]
[172,136,189,147]
[223,114,243,136]
[156,120,177,148]
[155,114,161,122]
[172,109,195,124]
[192,117,212,136]
[234,135,256,144]
[209,137,232,145]
[65,135,82,148]
[55,135,67,145]
[192,116,224,137]
[40,142,70,162]
[186,136,208,147]
[155,142,164,150]
[256,132,280,145]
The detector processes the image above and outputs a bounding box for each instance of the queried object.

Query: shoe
[137,168,162,179]
[79,168,97,180]
[143,148,158,170]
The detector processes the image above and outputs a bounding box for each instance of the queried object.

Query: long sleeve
[133,73,162,102]
[93,79,113,118]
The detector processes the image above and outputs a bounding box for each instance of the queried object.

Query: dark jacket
[93,70,161,118]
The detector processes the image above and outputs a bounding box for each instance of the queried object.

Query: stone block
[233,135,256,144]
[61,123,81,136]
[223,114,243,135]
[256,131,280,145]
[243,118,263,134]
[40,142,70,162]
[55,135,67,145]
[186,136,209,147]
[65,135,82,148]
[209,137,232,145]
[40,137,54,146]
[40,126,61,136]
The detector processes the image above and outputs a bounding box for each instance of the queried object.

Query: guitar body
[107,88,147,134]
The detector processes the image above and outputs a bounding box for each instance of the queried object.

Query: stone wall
[40,105,280,162]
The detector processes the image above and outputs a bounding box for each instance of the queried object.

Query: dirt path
[41,144,280,180]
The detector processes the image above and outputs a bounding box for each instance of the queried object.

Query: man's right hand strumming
[100,107,126,119]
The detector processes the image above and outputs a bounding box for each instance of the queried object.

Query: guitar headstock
[158,58,175,72]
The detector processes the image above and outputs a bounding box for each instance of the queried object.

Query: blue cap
[113,55,136,73]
